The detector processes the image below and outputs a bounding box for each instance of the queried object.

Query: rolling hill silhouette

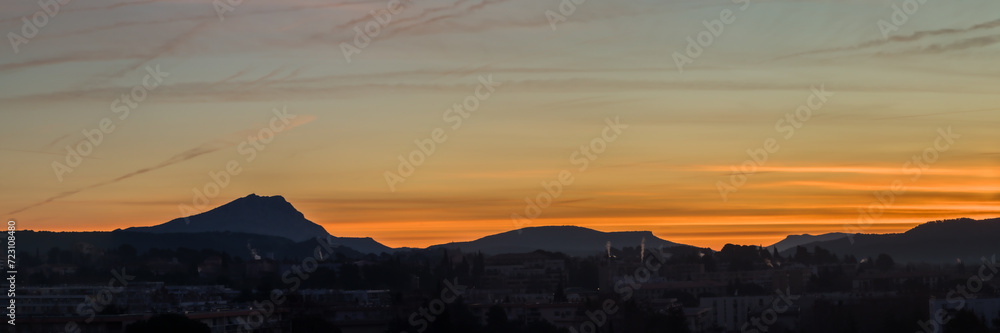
[777,217,1000,263]
[428,225,696,256]
[768,232,850,252]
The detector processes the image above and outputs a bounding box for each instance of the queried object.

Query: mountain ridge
[768,232,850,252]
[112,193,1000,261]
[428,225,695,256]
[777,217,1000,263]
[126,194,393,254]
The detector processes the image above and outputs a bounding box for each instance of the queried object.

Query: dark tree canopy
[125,313,210,333]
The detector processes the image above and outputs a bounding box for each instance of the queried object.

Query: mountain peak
[233,193,287,204]
[241,193,276,199]
[128,194,327,242]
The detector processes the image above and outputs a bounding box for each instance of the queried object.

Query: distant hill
[778,217,1000,263]
[427,226,695,256]
[126,194,393,254]
[768,233,850,252]
[330,237,394,255]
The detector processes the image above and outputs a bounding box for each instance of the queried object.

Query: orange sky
[2,0,999,251]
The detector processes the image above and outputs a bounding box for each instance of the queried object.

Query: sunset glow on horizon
[2,0,999,252]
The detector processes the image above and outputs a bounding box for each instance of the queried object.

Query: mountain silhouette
[99,194,1000,261]
[777,217,1000,263]
[768,232,850,252]
[127,194,392,254]
[427,225,694,256]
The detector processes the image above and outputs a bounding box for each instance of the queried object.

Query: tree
[520,319,567,333]
[553,282,568,302]
[858,257,875,272]
[659,306,690,333]
[47,247,61,264]
[793,246,812,264]
[125,313,210,333]
[289,315,342,333]
[486,305,509,333]
[875,253,895,271]
[118,244,138,259]
[812,246,838,264]
[472,252,485,287]
[843,254,858,264]
[339,263,363,289]
[435,250,453,279]
[944,309,989,333]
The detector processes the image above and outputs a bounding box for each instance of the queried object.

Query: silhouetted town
[13,239,1000,333]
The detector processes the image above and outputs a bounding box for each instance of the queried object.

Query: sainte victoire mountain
[126,194,392,254]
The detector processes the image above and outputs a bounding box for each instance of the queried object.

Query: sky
[1,0,998,251]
